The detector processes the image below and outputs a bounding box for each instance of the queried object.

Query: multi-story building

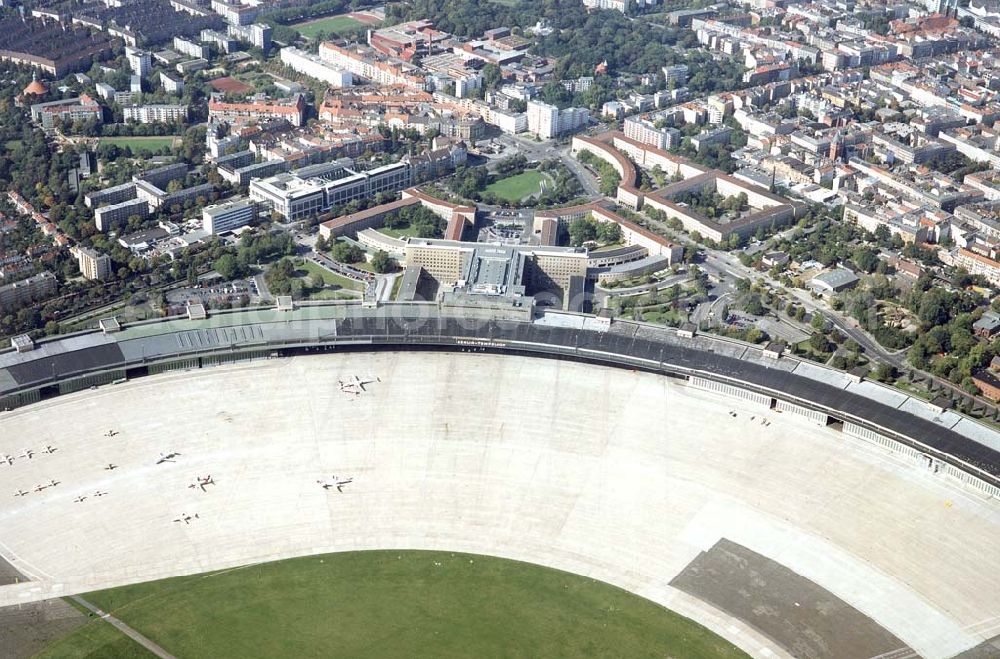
[173,36,209,59]
[250,162,412,222]
[526,100,589,139]
[85,182,136,209]
[318,42,426,90]
[582,0,628,13]
[209,94,307,127]
[123,104,189,124]
[662,64,690,86]
[200,29,237,54]
[280,47,353,87]
[72,246,112,281]
[94,198,151,232]
[955,247,1000,285]
[624,116,681,151]
[202,197,257,234]
[95,83,116,101]
[160,72,185,95]
[125,46,151,77]
[0,272,56,312]
[211,0,259,25]
[404,238,588,309]
[228,23,272,50]
[30,95,102,131]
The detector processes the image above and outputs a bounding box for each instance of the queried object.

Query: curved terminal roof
[1,304,998,485]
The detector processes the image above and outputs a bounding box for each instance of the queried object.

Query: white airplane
[13,490,28,498]
[188,475,215,492]
[338,375,380,395]
[42,445,57,455]
[1,454,14,466]
[156,452,181,464]
[19,449,33,460]
[173,512,199,524]
[104,464,117,471]
[33,484,47,493]
[93,490,107,497]
[317,476,353,492]
[74,495,87,503]
[104,430,119,438]
[47,479,59,488]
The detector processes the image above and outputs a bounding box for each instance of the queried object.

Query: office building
[250,162,412,221]
[202,197,257,234]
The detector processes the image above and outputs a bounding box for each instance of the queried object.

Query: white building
[72,246,112,281]
[527,100,589,139]
[123,104,189,124]
[250,162,412,222]
[582,0,628,12]
[228,23,272,50]
[160,72,185,95]
[487,108,527,134]
[662,64,689,85]
[280,47,353,87]
[202,197,257,234]
[173,36,209,59]
[125,47,151,78]
[624,116,681,151]
[95,82,115,100]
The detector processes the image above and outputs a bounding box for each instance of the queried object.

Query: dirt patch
[0,598,87,659]
[670,538,911,659]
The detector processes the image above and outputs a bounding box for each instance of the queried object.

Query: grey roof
[0,306,997,482]
[811,267,860,289]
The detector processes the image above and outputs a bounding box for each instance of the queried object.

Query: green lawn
[98,136,179,154]
[296,259,362,291]
[485,170,550,202]
[42,550,747,659]
[377,223,422,239]
[291,15,370,38]
[34,615,155,659]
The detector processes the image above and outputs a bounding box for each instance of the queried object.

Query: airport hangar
[0,303,999,659]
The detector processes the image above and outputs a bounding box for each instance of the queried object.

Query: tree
[568,218,598,246]
[852,247,879,274]
[371,250,393,273]
[744,294,765,316]
[873,362,897,383]
[810,313,826,330]
[214,253,241,280]
[330,241,364,264]
[809,332,832,354]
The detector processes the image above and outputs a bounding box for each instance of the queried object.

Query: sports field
[37,551,747,658]
[98,136,180,154]
[485,170,550,201]
[291,15,370,39]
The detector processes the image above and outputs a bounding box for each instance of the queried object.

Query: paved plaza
[0,352,998,658]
